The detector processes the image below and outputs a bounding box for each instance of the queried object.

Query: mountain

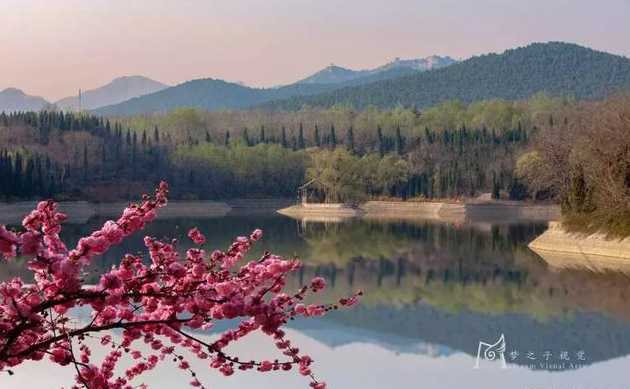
[0,88,49,112]
[94,57,457,116]
[55,75,169,111]
[374,55,458,72]
[296,56,457,85]
[262,42,630,110]
[297,65,365,85]
[93,78,339,116]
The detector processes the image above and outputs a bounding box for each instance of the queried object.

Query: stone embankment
[529,221,630,272]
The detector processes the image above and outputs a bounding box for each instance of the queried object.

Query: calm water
[3,213,630,389]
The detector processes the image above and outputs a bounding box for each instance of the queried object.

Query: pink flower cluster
[0,182,360,389]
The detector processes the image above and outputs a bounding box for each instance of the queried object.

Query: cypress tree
[13,153,23,196]
[260,125,266,144]
[424,126,433,144]
[243,128,251,146]
[205,131,211,143]
[298,123,305,149]
[314,125,321,147]
[35,156,43,195]
[132,133,138,179]
[347,127,355,154]
[83,145,89,183]
[377,125,385,156]
[395,126,404,155]
[224,131,231,146]
[281,127,288,148]
[492,173,500,200]
[24,158,34,198]
[330,124,337,148]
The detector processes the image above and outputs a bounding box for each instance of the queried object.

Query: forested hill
[261,42,630,110]
[93,79,336,116]
[93,62,449,116]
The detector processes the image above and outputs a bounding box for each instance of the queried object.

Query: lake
[2,212,630,389]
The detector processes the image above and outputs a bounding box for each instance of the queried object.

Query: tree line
[0,95,569,204]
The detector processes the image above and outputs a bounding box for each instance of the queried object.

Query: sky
[1,0,629,101]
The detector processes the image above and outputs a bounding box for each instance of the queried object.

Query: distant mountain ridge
[0,88,49,113]
[55,75,168,111]
[263,42,630,110]
[94,56,458,116]
[297,55,457,85]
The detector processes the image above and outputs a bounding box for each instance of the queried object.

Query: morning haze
[1,0,629,101]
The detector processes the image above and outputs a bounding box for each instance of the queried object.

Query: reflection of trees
[288,221,630,324]
[3,216,630,325]
[298,221,542,266]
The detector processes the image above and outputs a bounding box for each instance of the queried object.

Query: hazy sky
[2,0,629,101]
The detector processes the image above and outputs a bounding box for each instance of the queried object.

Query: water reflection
[2,214,630,388]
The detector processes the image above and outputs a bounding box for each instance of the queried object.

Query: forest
[0,94,567,202]
[262,42,630,111]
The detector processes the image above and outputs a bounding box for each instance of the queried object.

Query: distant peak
[1,87,26,95]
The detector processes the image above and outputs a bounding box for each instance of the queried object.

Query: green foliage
[307,148,367,203]
[163,107,207,144]
[173,143,307,198]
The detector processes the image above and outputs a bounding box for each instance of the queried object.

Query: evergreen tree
[24,159,34,198]
[424,126,433,144]
[347,127,355,154]
[395,126,404,155]
[224,131,231,146]
[13,153,23,196]
[132,133,138,179]
[259,125,266,144]
[377,125,385,156]
[243,128,250,146]
[298,123,305,149]
[314,125,321,147]
[330,124,337,148]
[281,127,288,148]
[492,173,500,199]
[83,145,89,183]
[205,131,211,143]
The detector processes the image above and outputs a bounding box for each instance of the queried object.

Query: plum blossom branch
[0,182,360,389]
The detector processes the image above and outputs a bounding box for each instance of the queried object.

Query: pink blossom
[100,272,123,291]
[0,182,358,389]
[19,230,41,257]
[250,229,263,241]
[0,225,19,259]
[259,360,273,372]
[188,227,205,245]
[214,281,238,297]
[310,277,326,292]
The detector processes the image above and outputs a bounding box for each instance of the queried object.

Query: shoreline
[529,221,630,268]
[0,200,233,225]
[277,201,561,224]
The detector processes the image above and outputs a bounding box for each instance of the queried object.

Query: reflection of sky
[5,327,630,389]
